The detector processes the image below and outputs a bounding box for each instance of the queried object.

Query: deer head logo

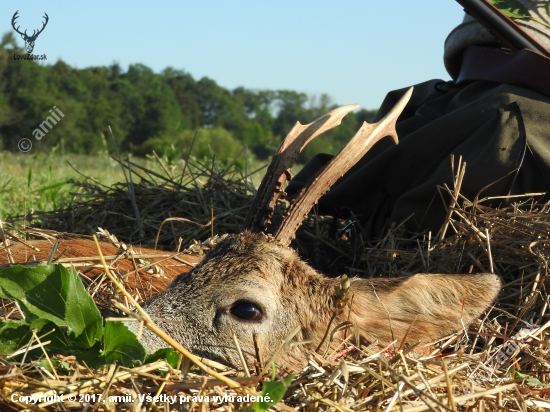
[11,11,49,54]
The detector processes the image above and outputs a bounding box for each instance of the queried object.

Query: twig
[91,235,242,389]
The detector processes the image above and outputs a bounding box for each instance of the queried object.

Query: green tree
[163,67,203,130]
[272,90,309,139]
[0,30,379,162]
[121,64,182,149]
[136,127,249,167]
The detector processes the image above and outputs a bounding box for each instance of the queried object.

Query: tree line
[0,32,377,164]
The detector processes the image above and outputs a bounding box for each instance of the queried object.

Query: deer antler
[29,13,49,40]
[274,87,413,246]
[11,11,25,37]
[243,104,359,232]
[11,11,49,41]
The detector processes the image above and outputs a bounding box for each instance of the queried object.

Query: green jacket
[288,78,550,237]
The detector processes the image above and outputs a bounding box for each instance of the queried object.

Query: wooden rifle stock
[455,0,550,57]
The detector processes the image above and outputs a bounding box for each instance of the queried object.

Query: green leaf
[0,318,68,356]
[0,264,102,348]
[488,0,531,19]
[61,265,103,348]
[0,320,32,354]
[513,371,544,386]
[28,318,70,348]
[0,264,150,368]
[145,347,181,369]
[37,358,54,372]
[77,341,105,368]
[251,374,295,412]
[103,322,145,367]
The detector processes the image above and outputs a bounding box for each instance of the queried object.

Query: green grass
[0,151,133,219]
[0,150,272,220]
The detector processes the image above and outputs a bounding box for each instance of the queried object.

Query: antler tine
[37,13,49,36]
[11,11,24,36]
[274,87,414,246]
[30,13,49,39]
[244,104,359,232]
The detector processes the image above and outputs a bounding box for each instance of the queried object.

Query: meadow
[0,149,272,221]
[1,151,168,219]
[0,152,115,219]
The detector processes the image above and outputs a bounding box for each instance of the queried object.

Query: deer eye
[230,301,263,321]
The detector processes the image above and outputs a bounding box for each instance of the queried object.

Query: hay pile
[1,155,550,411]
[17,155,257,249]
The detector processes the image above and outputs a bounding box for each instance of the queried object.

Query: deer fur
[129,231,501,371]
[3,234,501,371]
[166,88,501,370]
[3,93,502,371]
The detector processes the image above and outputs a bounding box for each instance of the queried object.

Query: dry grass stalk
[10,155,257,251]
[1,156,549,410]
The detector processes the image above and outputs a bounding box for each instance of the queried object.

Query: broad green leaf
[63,265,103,348]
[0,264,102,348]
[28,318,70,348]
[0,264,148,368]
[251,374,295,412]
[0,265,68,322]
[145,347,181,368]
[488,0,531,19]
[103,322,145,366]
[0,320,31,354]
[0,318,67,355]
[77,341,105,368]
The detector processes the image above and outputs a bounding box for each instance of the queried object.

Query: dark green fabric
[287,80,550,237]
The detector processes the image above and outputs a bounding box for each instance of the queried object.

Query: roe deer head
[128,88,501,370]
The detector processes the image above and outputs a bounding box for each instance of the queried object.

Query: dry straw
[1,154,550,410]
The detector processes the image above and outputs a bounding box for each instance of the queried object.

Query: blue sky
[1,1,466,110]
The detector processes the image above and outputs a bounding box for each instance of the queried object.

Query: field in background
[1,152,110,218]
[0,150,269,220]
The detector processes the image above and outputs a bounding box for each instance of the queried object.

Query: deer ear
[353,273,501,345]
